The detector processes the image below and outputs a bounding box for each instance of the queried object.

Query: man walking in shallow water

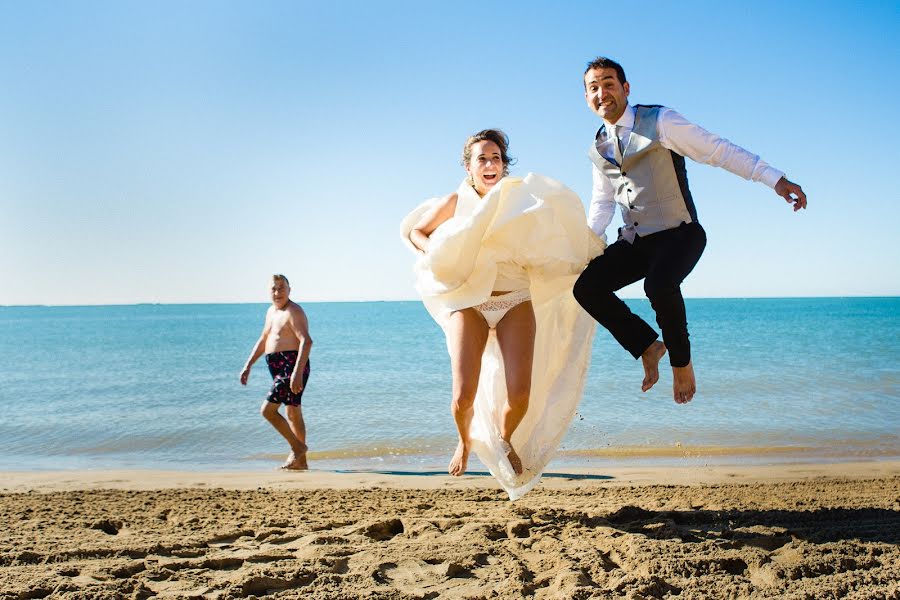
[240,274,313,470]
[574,56,807,404]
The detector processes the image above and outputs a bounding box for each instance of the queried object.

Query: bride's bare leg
[496,300,536,476]
[446,308,489,476]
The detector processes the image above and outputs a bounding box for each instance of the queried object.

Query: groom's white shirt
[588,103,785,238]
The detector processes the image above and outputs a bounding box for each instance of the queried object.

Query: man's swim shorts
[265,351,310,406]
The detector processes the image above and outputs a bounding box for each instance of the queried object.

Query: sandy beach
[2,461,899,599]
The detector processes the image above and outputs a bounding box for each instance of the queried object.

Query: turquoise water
[0,298,898,472]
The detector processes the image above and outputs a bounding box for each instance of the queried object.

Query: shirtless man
[240,274,313,470]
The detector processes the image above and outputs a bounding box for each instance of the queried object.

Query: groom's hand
[775,177,807,211]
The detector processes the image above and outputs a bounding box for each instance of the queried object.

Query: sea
[0,298,898,473]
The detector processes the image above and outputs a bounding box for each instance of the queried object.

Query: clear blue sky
[1,1,898,305]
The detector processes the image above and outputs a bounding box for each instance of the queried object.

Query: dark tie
[612,125,624,163]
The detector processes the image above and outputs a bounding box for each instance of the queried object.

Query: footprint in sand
[357,519,405,541]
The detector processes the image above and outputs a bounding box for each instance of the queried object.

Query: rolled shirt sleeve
[657,108,784,189]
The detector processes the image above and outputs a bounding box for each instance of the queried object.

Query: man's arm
[288,306,313,394]
[588,164,616,241]
[658,108,807,210]
[240,316,270,385]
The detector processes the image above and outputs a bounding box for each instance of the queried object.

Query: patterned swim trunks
[265,351,310,406]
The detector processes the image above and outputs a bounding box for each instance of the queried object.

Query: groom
[573,56,807,404]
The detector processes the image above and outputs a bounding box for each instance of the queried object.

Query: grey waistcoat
[589,104,698,243]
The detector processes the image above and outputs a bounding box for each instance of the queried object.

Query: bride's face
[465,140,505,196]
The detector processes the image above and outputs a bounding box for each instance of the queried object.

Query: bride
[401,129,603,499]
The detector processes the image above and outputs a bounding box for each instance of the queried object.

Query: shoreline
[3,459,898,493]
[2,443,899,482]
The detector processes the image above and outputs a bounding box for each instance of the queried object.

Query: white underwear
[474,289,532,328]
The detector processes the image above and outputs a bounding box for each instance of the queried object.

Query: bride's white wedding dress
[400,173,605,500]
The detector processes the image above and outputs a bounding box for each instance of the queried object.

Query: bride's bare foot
[448,441,469,476]
[500,439,523,475]
[507,446,523,475]
[641,341,667,392]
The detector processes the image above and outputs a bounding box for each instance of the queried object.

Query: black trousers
[574,222,707,367]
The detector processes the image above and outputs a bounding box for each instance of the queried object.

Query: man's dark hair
[584,56,627,85]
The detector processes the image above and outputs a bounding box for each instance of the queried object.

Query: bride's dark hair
[461,129,515,177]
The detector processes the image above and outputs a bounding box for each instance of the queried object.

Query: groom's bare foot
[672,362,696,404]
[448,441,469,476]
[641,341,667,392]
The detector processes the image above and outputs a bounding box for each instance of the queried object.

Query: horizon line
[2,294,898,309]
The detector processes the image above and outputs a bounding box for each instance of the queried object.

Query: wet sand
[1,461,898,599]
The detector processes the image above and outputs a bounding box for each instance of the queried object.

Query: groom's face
[584,67,630,123]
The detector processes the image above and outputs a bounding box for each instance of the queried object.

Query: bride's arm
[409,192,458,253]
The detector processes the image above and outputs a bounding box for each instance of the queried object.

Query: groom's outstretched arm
[657,108,807,211]
[657,108,784,186]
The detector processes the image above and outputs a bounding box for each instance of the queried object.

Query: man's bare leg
[260,401,307,470]
[641,340,667,392]
[496,300,536,476]
[446,309,489,476]
[285,405,308,469]
[672,361,696,404]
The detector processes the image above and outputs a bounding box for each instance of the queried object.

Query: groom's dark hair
[584,56,627,85]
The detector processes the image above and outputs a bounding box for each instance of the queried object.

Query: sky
[1,0,898,305]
